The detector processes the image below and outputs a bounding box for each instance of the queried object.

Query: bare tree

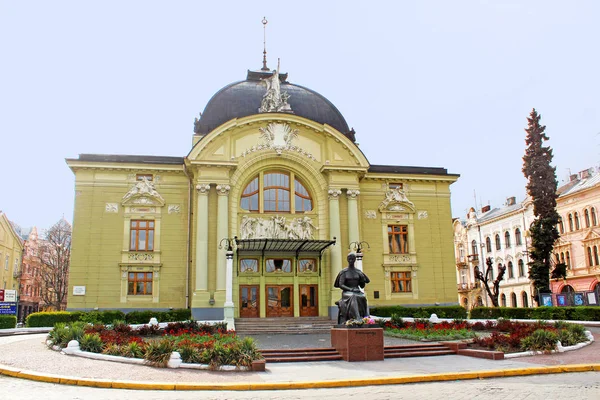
[474,257,506,307]
[37,218,71,311]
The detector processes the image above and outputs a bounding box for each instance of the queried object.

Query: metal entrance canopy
[234,237,336,257]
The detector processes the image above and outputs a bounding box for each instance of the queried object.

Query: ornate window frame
[378,187,419,300]
[240,170,314,214]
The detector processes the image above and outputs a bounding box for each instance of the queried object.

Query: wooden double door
[239,284,318,317]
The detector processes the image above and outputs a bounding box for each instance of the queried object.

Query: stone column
[328,188,343,318]
[224,248,235,329]
[216,184,230,292]
[195,184,211,292]
[346,189,360,246]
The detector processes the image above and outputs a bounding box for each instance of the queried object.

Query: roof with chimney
[557,168,600,198]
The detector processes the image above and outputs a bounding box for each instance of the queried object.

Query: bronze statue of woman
[334,252,370,324]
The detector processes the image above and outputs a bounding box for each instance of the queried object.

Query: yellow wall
[0,213,23,292]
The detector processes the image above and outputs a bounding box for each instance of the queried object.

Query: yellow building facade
[0,211,23,292]
[66,67,459,322]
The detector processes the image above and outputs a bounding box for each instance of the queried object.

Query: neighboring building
[66,62,460,324]
[17,227,44,321]
[551,168,600,304]
[453,197,535,309]
[0,211,24,294]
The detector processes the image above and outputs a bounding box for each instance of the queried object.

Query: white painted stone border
[504,330,595,358]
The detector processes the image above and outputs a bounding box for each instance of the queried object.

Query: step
[384,349,456,358]
[263,354,344,363]
[260,347,337,354]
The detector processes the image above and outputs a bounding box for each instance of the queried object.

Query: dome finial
[261,17,269,71]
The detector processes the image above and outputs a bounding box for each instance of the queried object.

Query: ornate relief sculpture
[379,187,414,212]
[239,122,317,161]
[258,60,292,113]
[240,215,317,240]
[122,177,164,205]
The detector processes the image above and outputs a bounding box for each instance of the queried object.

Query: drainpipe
[183,162,192,309]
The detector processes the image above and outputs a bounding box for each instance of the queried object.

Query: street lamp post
[219,238,235,330]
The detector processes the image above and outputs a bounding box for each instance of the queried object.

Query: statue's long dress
[334,268,370,324]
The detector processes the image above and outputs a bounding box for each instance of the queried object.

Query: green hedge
[369,305,467,319]
[470,306,600,321]
[0,315,17,329]
[25,309,192,327]
[26,311,75,327]
[125,309,192,324]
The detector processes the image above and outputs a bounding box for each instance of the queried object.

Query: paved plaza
[0,327,599,395]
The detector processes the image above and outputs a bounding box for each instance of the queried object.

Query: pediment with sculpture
[122,178,165,207]
[378,188,415,213]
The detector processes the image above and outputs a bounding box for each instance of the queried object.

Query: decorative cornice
[196,183,211,194]
[328,189,342,200]
[347,189,360,199]
[216,184,231,196]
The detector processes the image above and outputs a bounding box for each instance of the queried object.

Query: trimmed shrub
[27,311,75,327]
[0,315,17,329]
[470,306,600,321]
[370,305,467,319]
[125,309,191,324]
[79,333,103,353]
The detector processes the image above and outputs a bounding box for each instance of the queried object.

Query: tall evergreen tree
[522,109,559,304]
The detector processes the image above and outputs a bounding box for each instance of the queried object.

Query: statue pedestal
[331,327,384,362]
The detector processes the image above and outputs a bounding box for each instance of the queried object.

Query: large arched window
[515,228,522,245]
[593,207,598,226]
[585,209,591,228]
[566,251,571,268]
[504,231,511,248]
[501,293,506,307]
[558,218,564,234]
[575,212,580,230]
[588,246,594,266]
[507,261,514,278]
[594,246,599,266]
[511,292,517,307]
[518,259,525,277]
[568,214,574,231]
[240,171,313,213]
[485,237,492,253]
[522,291,529,308]
[495,234,501,250]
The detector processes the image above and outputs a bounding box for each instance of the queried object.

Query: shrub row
[26,309,192,327]
[0,315,17,329]
[369,305,467,319]
[470,306,600,321]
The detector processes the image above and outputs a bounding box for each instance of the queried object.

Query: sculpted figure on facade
[122,177,164,205]
[379,187,414,212]
[258,60,292,113]
[240,215,317,240]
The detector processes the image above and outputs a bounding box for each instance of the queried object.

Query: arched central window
[240,171,313,213]
[495,234,501,250]
[504,231,511,248]
[515,228,522,245]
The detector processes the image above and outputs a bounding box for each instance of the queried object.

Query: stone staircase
[384,343,456,358]
[234,317,337,335]
[260,343,456,363]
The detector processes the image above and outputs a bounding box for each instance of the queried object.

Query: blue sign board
[0,302,17,315]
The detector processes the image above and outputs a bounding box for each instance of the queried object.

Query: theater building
[66,63,459,324]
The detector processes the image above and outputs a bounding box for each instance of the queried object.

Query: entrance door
[299,285,319,317]
[266,285,293,317]
[239,285,259,318]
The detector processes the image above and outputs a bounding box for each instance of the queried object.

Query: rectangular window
[136,174,153,181]
[130,220,155,251]
[298,258,317,273]
[266,258,292,273]
[128,272,153,295]
[240,259,259,273]
[391,271,411,293]
[388,225,408,254]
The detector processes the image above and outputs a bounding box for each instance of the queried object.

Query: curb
[1,363,599,391]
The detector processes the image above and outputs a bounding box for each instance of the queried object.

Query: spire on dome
[261,17,269,71]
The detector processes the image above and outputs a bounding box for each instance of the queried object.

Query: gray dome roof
[195,70,353,140]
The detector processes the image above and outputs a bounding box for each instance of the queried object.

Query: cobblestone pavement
[1,372,599,399]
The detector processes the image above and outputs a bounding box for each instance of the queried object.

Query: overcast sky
[1,1,598,232]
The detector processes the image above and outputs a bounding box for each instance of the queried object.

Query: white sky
[1,1,598,231]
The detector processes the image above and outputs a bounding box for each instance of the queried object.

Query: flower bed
[381,316,590,354]
[48,320,263,370]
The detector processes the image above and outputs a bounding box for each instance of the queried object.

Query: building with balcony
[551,168,600,304]
[453,197,534,309]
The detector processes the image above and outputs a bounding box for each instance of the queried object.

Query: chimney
[481,205,491,213]
[506,196,516,206]
[580,169,590,179]
[570,174,579,182]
